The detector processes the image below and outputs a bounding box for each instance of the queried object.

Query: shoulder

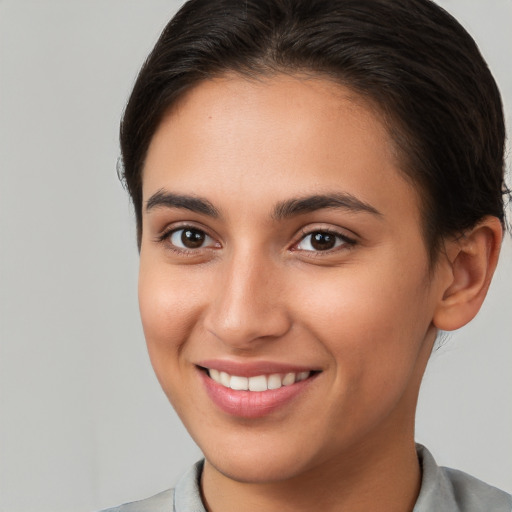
[415,444,512,512]
[97,459,205,512]
[99,488,174,512]
[440,466,512,511]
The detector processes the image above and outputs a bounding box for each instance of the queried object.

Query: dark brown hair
[119,0,508,256]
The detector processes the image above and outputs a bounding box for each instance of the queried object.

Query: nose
[203,247,292,349]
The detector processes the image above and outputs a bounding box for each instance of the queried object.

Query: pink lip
[198,366,318,419]
[197,359,318,377]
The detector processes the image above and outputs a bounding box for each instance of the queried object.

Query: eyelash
[156,225,357,256]
[293,228,357,255]
[156,225,219,255]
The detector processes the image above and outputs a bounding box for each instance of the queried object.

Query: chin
[206,453,307,484]
[200,432,327,484]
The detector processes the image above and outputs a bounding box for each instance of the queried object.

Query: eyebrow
[272,193,381,220]
[145,190,219,217]
[145,190,381,220]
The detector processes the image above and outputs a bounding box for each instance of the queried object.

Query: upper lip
[196,359,321,377]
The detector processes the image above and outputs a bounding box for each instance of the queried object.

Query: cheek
[138,259,202,381]
[299,262,428,334]
[293,258,433,392]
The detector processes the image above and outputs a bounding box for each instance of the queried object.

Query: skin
[138,75,502,512]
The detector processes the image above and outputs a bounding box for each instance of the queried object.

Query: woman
[106,0,511,510]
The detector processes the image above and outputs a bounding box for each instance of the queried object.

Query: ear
[433,216,503,331]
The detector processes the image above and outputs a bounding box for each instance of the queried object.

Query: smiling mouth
[198,365,320,418]
[202,367,316,392]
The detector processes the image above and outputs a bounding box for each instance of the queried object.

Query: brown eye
[295,230,352,252]
[182,229,205,248]
[310,232,336,250]
[169,228,213,249]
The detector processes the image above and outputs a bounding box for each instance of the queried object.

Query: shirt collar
[413,443,452,511]
[173,459,206,512]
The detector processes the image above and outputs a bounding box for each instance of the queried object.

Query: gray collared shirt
[102,445,512,511]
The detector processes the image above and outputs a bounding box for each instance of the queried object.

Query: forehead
[143,74,421,227]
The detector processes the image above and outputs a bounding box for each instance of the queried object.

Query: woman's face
[139,75,447,482]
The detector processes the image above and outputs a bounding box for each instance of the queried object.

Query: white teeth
[230,375,249,390]
[282,372,295,386]
[248,375,267,391]
[220,371,231,387]
[267,374,282,390]
[207,369,312,392]
[209,368,220,382]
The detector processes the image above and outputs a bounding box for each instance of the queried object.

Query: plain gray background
[0,1,510,511]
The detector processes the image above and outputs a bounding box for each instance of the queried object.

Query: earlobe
[433,216,503,331]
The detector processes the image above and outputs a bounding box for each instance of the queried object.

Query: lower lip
[200,370,316,419]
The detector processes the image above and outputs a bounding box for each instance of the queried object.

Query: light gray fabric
[413,446,511,511]
[101,446,511,511]
[98,461,205,512]
[100,488,175,512]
